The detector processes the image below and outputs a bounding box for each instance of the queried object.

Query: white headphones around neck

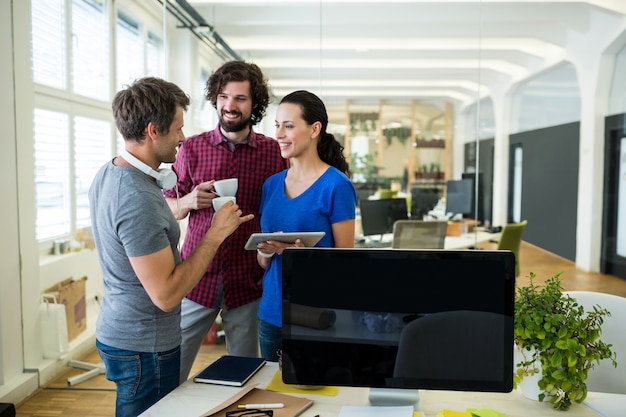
[121,149,178,190]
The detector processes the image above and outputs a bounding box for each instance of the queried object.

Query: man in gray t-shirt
[89,77,253,417]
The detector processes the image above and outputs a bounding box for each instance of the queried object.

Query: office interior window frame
[33,93,113,246]
[116,8,144,91]
[31,0,112,248]
[31,0,168,250]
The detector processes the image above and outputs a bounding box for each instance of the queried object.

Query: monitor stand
[368,387,421,409]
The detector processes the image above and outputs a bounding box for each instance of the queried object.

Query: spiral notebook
[193,355,266,387]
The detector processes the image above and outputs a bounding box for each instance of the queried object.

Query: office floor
[14,241,626,416]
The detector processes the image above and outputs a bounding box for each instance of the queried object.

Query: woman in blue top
[256,90,357,361]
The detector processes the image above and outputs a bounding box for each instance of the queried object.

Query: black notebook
[193,355,266,387]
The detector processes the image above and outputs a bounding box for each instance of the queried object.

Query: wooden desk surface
[356,230,499,250]
[140,362,602,417]
[444,230,500,249]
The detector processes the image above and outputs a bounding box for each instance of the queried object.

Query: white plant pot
[515,345,543,401]
[519,366,543,400]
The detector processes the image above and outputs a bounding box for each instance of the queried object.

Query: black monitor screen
[360,198,408,236]
[281,248,515,393]
[445,179,473,217]
[410,187,441,219]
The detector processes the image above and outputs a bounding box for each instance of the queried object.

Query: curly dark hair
[112,77,190,143]
[205,60,270,126]
[280,90,350,176]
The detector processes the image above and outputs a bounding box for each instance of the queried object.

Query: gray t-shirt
[89,160,182,352]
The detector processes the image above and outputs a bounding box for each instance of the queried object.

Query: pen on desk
[237,403,284,409]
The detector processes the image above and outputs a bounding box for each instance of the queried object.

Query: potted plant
[514,272,617,410]
[349,152,383,183]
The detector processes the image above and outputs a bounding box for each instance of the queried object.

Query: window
[31,0,113,243]
[32,0,66,89]
[31,0,174,244]
[196,68,216,130]
[74,116,111,228]
[146,31,164,77]
[34,109,70,240]
[32,0,111,99]
[116,9,143,90]
[72,0,110,100]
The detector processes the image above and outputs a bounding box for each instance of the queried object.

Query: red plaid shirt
[163,125,289,308]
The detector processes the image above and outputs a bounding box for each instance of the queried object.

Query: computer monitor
[281,248,515,405]
[445,179,473,218]
[410,187,441,219]
[359,198,409,237]
[461,172,485,223]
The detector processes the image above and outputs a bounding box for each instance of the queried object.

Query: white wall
[0,0,38,403]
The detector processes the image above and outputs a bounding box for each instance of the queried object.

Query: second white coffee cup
[212,196,236,211]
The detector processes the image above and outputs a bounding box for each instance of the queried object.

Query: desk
[140,362,602,417]
[356,230,499,250]
[444,230,500,250]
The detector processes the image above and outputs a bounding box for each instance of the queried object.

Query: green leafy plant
[349,152,383,183]
[514,272,617,410]
[382,126,411,146]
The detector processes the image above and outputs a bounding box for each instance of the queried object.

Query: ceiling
[182,0,626,128]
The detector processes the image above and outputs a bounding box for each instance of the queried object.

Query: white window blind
[72,0,110,101]
[30,0,175,243]
[116,9,143,90]
[34,109,71,240]
[197,68,214,130]
[32,0,66,89]
[146,31,164,77]
[32,0,113,243]
[74,116,111,229]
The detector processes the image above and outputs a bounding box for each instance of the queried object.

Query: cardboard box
[44,276,87,342]
[446,219,479,237]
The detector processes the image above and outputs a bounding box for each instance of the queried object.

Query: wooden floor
[14,241,626,416]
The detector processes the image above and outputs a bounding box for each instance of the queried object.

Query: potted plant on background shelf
[514,272,617,410]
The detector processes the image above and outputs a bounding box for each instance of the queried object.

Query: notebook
[201,385,314,417]
[193,355,266,387]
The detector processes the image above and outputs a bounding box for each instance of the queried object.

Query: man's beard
[219,111,251,133]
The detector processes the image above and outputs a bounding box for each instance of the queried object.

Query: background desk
[140,362,602,417]
[444,230,500,249]
[356,230,499,250]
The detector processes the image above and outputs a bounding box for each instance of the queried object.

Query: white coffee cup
[212,196,236,211]
[213,178,238,197]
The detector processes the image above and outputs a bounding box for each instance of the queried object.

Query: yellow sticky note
[412,413,422,417]
[265,369,339,396]
[467,408,508,417]
[443,410,472,417]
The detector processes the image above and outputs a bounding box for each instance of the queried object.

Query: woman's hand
[256,238,304,269]
[258,238,304,256]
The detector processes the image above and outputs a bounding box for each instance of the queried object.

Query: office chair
[497,220,527,277]
[393,310,509,381]
[392,220,448,249]
[378,188,397,199]
[564,291,626,394]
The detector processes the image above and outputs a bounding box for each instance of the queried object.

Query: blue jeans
[258,319,282,362]
[96,339,180,417]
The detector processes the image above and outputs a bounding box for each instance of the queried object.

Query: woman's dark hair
[280,90,350,175]
[112,77,190,143]
[205,60,270,126]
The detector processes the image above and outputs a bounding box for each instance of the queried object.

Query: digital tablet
[244,232,326,250]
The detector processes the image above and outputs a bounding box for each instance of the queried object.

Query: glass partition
[187,1,626,255]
